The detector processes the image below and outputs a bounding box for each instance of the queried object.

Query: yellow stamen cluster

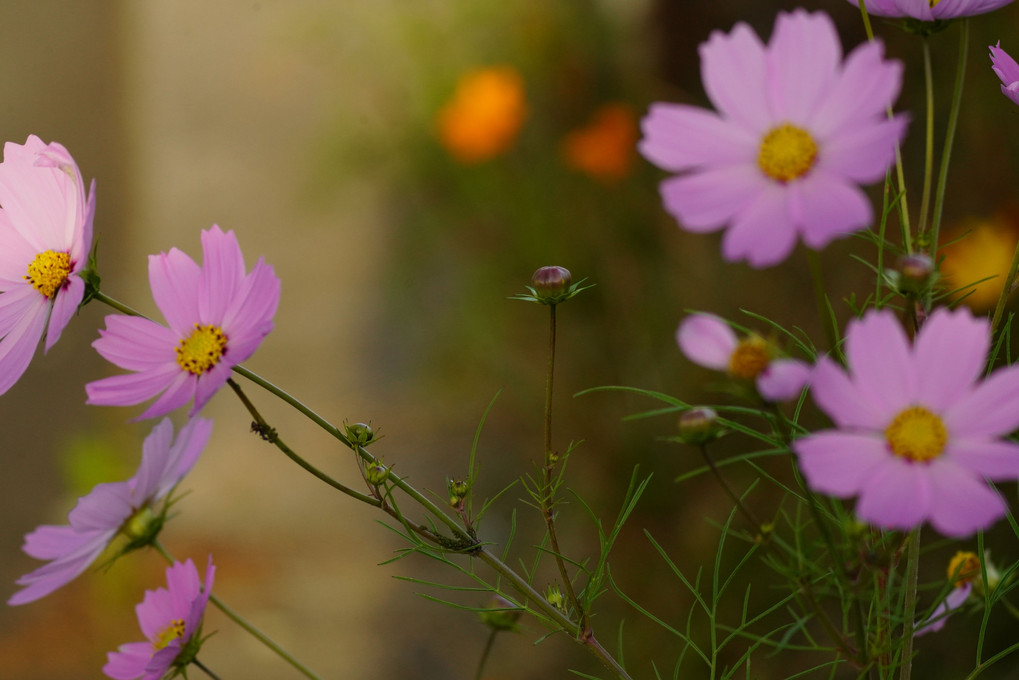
[884,406,947,463]
[728,336,771,380]
[947,551,980,588]
[929,0,942,7]
[176,324,227,375]
[153,618,186,651]
[24,250,71,299]
[758,124,818,182]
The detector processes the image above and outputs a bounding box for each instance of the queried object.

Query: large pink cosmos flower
[677,313,810,401]
[103,557,215,680]
[8,417,211,606]
[86,225,280,420]
[846,0,1015,20]
[793,307,1019,537]
[0,135,95,394]
[639,10,907,267]
[990,42,1019,107]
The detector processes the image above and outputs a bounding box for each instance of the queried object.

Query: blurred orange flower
[436,65,527,163]
[561,103,637,183]
[940,215,1019,310]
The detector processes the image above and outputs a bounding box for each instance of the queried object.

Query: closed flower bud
[345,422,376,447]
[448,478,469,507]
[364,460,390,486]
[677,407,721,445]
[545,584,566,612]
[531,266,572,296]
[479,595,522,632]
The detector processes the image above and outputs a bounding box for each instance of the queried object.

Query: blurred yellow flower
[561,103,637,183]
[940,216,1019,310]
[436,65,527,163]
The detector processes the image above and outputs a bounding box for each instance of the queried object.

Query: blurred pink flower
[0,135,95,394]
[86,225,280,419]
[794,307,1019,537]
[103,557,215,680]
[677,313,810,401]
[8,418,211,606]
[990,42,1019,106]
[915,583,972,636]
[639,10,907,267]
[847,0,1015,19]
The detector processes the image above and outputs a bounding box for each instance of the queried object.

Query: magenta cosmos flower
[677,313,810,401]
[86,225,280,419]
[0,135,95,394]
[846,0,1016,19]
[990,42,1019,107]
[104,557,215,680]
[8,417,211,606]
[639,10,907,267]
[793,307,1019,537]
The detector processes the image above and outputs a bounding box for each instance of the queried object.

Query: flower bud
[888,253,936,297]
[364,460,390,486]
[545,584,566,612]
[448,478,469,507]
[479,595,522,632]
[676,407,721,445]
[345,422,376,447]
[531,266,572,297]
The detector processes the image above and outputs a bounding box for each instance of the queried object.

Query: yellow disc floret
[929,0,942,7]
[947,551,980,588]
[728,336,771,380]
[153,618,186,651]
[884,406,947,463]
[757,124,818,183]
[25,250,71,299]
[176,324,227,375]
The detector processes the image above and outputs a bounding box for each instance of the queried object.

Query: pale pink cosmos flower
[0,135,95,394]
[639,10,907,267]
[846,0,1015,20]
[8,417,211,606]
[990,42,1019,107]
[677,313,810,401]
[103,557,215,680]
[794,307,1019,537]
[86,225,280,419]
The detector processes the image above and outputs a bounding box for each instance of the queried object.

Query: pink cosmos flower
[915,583,971,636]
[990,42,1019,107]
[677,313,810,401]
[639,10,907,267]
[0,135,95,394]
[793,307,1019,537]
[86,225,280,420]
[103,557,215,680]
[8,417,211,606]
[846,0,1016,20]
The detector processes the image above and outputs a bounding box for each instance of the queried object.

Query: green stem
[193,658,224,680]
[916,38,935,243]
[474,629,499,680]
[699,444,765,540]
[898,529,922,680]
[928,19,969,262]
[807,250,837,352]
[540,304,582,624]
[152,540,322,680]
[990,237,1019,336]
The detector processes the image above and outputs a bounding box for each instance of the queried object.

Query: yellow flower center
[24,250,71,299]
[176,324,227,375]
[757,124,818,182]
[929,0,942,6]
[947,551,980,588]
[728,336,771,380]
[884,406,947,463]
[153,618,186,651]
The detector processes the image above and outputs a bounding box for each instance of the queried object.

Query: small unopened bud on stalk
[364,460,390,486]
[545,584,566,612]
[531,266,572,297]
[448,478,469,508]
[886,253,936,298]
[676,407,722,446]
[345,422,376,447]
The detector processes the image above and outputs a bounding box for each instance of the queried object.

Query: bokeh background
[3,1,1019,678]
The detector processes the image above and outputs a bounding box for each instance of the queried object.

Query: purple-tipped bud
[531,266,572,297]
[900,253,934,285]
[364,460,390,486]
[677,407,721,445]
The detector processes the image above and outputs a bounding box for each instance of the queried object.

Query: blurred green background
[3,1,1019,678]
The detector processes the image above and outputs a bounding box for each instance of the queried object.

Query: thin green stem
[807,250,837,352]
[540,304,582,625]
[857,0,875,41]
[898,528,922,680]
[193,658,224,680]
[990,237,1019,336]
[917,39,935,242]
[474,629,499,680]
[928,19,969,261]
[699,444,765,539]
[152,540,322,680]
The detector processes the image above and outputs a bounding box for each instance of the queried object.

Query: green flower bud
[545,584,566,612]
[448,478,469,507]
[676,407,721,445]
[364,460,390,486]
[479,595,522,632]
[345,422,376,447]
